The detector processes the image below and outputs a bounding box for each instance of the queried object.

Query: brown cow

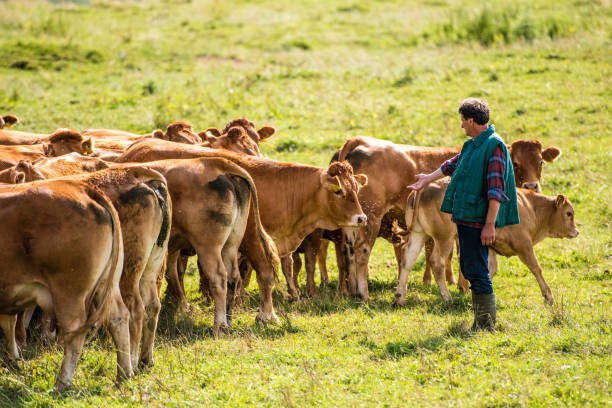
[131,157,278,331]
[0,179,131,391]
[0,129,95,171]
[394,180,579,305]
[201,117,275,151]
[116,143,367,323]
[0,154,110,184]
[200,126,265,157]
[4,163,172,369]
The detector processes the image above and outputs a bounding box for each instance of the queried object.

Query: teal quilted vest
[440,125,519,228]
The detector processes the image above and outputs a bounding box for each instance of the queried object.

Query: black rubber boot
[471,293,496,332]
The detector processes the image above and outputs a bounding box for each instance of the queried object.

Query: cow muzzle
[350,213,367,227]
[522,181,541,192]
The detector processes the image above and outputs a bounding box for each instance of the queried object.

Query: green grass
[0,0,611,406]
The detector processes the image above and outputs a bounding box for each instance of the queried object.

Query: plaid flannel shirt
[440,145,509,228]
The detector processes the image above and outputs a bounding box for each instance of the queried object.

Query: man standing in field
[407,98,519,331]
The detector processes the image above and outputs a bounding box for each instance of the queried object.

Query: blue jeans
[456,224,493,295]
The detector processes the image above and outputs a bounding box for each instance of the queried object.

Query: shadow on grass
[373,320,473,361]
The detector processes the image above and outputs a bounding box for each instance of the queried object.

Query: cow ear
[354,173,368,188]
[42,142,54,156]
[82,137,94,155]
[320,172,342,193]
[3,115,18,128]
[204,127,221,138]
[554,194,566,208]
[152,129,165,140]
[542,146,562,163]
[257,126,275,142]
[12,171,25,184]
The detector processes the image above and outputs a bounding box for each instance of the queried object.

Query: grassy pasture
[0,0,610,406]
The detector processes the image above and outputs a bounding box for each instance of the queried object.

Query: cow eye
[566,212,572,217]
[334,189,344,196]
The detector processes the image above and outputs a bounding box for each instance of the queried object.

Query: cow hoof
[440,293,452,302]
[213,323,231,337]
[544,296,554,306]
[3,357,20,371]
[391,294,406,307]
[256,311,279,326]
[138,358,154,371]
[422,279,433,286]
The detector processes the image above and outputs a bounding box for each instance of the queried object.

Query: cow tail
[338,137,366,162]
[218,159,280,273]
[64,186,123,342]
[145,178,172,248]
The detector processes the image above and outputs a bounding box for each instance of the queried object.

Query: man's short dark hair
[458,98,489,125]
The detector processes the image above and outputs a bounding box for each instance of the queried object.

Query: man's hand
[481,222,495,246]
[407,174,430,191]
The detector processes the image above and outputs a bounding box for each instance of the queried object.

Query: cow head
[2,160,45,183]
[550,194,579,239]
[156,121,202,144]
[200,126,262,156]
[219,117,276,145]
[320,161,368,228]
[510,139,562,192]
[0,114,19,129]
[43,129,94,157]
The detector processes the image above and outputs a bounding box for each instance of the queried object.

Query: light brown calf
[304,136,562,301]
[394,180,579,305]
[0,179,130,391]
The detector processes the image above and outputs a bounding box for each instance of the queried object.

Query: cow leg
[236,258,251,307]
[394,232,426,306]
[281,255,299,301]
[335,240,349,296]
[317,239,330,285]
[291,252,302,296]
[54,313,88,392]
[445,247,456,285]
[341,228,359,296]
[164,250,189,312]
[244,247,279,325]
[354,216,382,301]
[517,247,554,305]
[304,242,318,298]
[422,238,434,285]
[196,248,229,334]
[15,309,32,347]
[198,261,213,302]
[40,311,57,344]
[431,238,453,302]
[221,243,242,326]
[139,259,164,368]
[0,314,19,362]
[457,270,470,293]
[107,287,133,383]
[488,249,498,278]
[120,281,144,370]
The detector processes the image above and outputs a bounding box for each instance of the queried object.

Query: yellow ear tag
[331,184,341,193]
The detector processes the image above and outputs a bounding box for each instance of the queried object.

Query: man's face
[460,115,474,136]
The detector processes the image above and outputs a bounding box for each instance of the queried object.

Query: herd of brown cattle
[0,114,578,391]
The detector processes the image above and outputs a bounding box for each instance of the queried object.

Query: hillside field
[0,0,610,407]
